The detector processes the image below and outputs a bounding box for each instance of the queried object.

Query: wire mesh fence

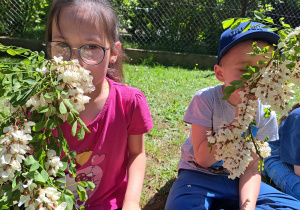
[0,0,28,35]
[1,0,300,55]
[114,0,300,55]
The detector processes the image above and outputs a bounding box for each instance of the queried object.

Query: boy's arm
[294,165,300,177]
[192,123,218,167]
[122,134,146,210]
[239,151,261,210]
[192,104,241,168]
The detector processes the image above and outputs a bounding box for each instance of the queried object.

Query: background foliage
[1,0,300,55]
[0,0,50,40]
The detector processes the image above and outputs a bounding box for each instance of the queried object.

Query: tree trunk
[241,0,249,17]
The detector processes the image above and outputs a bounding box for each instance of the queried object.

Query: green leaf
[56,90,61,99]
[68,151,77,159]
[60,193,74,210]
[222,94,230,100]
[56,171,66,177]
[12,173,19,189]
[242,22,251,33]
[61,90,69,95]
[53,114,64,125]
[230,80,243,86]
[22,171,35,179]
[263,17,274,24]
[14,84,38,106]
[63,99,74,109]
[230,19,241,30]
[68,160,77,176]
[224,86,236,94]
[30,162,40,171]
[59,102,68,115]
[70,108,79,116]
[46,118,56,130]
[77,126,85,141]
[31,133,44,143]
[241,73,252,80]
[77,118,90,133]
[257,60,267,65]
[254,11,264,20]
[34,171,46,183]
[71,121,78,137]
[37,107,49,113]
[67,112,75,124]
[222,18,235,29]
[44,93,52,99]
[64,189,73,196]
[77,185,88,201]
[7,49,16,56]
[87,181,95,190]
[246,52,257,56]
[54,178,66,184]
[15,48,29,55]
[24,155,37,166]
[78,181,88,187]
[41,170,49,181]
[264,108,272,118]
[22,58,31,64]
[32,120,46,132]
[22,78,37,85]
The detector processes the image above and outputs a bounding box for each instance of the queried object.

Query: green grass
[1,54,300,209]
[123,64,220,209]
[123,63,300,209]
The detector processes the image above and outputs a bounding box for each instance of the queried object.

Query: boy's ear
[214,64,225,82]
[109,41,121,63]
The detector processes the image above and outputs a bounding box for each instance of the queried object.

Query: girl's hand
[122,201,141,210]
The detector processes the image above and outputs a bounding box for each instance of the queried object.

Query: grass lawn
[123,63,220,209]
[1,55,300,209]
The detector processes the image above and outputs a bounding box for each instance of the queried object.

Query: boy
[165,22,300,210]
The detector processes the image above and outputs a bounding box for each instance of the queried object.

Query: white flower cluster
[26,56,95,121]
[250,62,295,116]
[252,139,271,158]
[207,91,271,179]
[0,120,35,183]
[0,121,67,209]
[45,149,63,177]
[18,179,67,210]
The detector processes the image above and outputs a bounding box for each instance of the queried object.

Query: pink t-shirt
[60,78,153,209]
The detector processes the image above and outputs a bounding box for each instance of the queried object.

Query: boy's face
[214,40,273,105]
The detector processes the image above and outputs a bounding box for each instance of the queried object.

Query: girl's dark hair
[46,0,124,83]
[278,103,300,125]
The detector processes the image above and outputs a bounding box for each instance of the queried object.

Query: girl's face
[51,6,118,88]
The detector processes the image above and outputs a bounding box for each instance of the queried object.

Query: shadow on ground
[142,178,176,210]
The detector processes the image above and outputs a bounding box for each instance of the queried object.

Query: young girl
[263,103,300,200]
[44,0,153,209]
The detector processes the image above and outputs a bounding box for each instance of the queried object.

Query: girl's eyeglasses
[43,41,110,65]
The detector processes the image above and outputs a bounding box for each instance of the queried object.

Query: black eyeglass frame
[43,41,110,66]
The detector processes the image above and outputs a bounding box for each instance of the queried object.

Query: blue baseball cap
[217,21,280,65]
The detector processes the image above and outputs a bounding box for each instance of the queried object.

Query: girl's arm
[122,134,146,210]
[239,151,261,210]
[294,165,300,177]
[192,123,218,167]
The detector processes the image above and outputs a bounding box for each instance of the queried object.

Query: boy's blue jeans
[165,169,300,210]
[263,140,300,200]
